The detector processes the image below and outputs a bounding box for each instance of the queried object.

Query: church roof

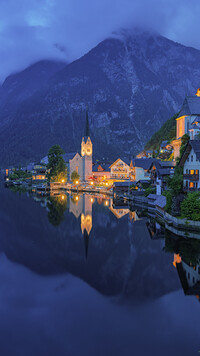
[62,152,77,162]
[179,96,200,117]
[179,140,200,166]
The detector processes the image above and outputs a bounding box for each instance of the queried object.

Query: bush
[162,190,173,213]
[181,192,200,221]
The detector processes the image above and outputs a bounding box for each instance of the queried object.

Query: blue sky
[0,0,200,82]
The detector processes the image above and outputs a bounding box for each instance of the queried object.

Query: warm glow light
[91,198,94,203]
[90,182,94,185]
[61,195,65,200]
[105,200,109,206]
[75,196,79,201]
[61,179,65,183]
[106,182,108,186]
[76,180,79,184]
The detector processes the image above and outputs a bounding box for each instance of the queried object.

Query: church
[69,111,93,181]
[172,88,200,159]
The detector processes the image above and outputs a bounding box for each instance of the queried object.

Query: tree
[181,192,200,221]
[71,171,80,184]
[47,145,67,182]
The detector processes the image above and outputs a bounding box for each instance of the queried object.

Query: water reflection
[165,234,200,301]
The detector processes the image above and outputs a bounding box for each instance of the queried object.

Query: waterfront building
[92,163,111,181]
[130,158,153,182]
[179,140,200,191]
[109,158,130,179]
[172,88,200,159]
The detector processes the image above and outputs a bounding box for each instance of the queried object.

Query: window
[190,170,195,174]
[187,157,189,162]
[191,155,193,162]
[186,169,188,174]
[189,182,194,188]
[186,181,188,187]
[196,170,199,175]
[188,272,190,280]
[193,277,195,284]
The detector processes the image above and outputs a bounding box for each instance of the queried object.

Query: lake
[0,181,199,356]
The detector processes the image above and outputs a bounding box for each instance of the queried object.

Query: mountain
[144,113,178,151]
[1,29,200,166]
[0,60,66,127]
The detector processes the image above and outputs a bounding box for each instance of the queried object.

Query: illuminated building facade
[172,89,200,159]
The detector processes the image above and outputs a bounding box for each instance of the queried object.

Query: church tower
[81,109,93,181]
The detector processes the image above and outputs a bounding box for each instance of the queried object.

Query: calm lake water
[0,180,200,356]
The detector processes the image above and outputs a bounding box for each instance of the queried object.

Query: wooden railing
[183,173,199,181]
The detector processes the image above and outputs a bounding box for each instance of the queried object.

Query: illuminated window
[190,170,195,174]
[196,170,199,175]
[189,182,194,188]
[76,166,78,173]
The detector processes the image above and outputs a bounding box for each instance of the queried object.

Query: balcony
[183,173,199,181]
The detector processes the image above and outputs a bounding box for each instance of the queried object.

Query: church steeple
[85,107,90,137]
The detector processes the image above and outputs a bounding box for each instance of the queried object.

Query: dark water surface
[0,183,199,356]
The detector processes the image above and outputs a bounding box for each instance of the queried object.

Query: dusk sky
[0,0,200,82]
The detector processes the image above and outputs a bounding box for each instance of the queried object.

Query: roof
[179,140,200,166]
[179,96,200,117]
[154,195,166,208]
[62,152,77,162]
[92,163,110,172]
[109,158,130,168]
[132,158,153,170]
[157,168,172,177]
[113,182,130,187]
[159,161,176,168]
[147,194,160,199]
[189,123,200,130]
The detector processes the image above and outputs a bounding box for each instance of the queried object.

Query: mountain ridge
[1,29,200,166]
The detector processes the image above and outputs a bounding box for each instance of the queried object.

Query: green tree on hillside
[145,113,178,151]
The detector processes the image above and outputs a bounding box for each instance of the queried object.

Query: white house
[109,159,130,179]
[179,140,200,191]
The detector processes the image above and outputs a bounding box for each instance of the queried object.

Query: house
[92,163,110,181]
[113,181,130,195]
[159,140,173,153]
[179,140,200,191]
[109,158,130,179]
[130,158,153,182]
[149,160,175,194]
[172,88,200,159]
[69,110,93,182]
[145,150,153,158]
[32,163,47,181]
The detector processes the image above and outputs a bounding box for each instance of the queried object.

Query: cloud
[0,0,199,82]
